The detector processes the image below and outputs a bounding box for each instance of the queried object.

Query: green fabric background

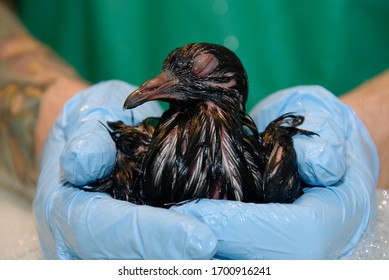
[18,0,389,110]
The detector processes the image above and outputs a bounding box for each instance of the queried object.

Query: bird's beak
[123,72,180,109]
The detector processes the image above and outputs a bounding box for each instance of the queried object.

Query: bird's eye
[191,53,219,78]
[176,59,189,69]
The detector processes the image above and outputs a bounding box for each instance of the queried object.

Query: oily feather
[260,113,318,203]
[139,101,264,207]
[75,118,157,204]
[77,43,318,207]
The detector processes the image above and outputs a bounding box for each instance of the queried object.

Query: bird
[79,43,317,207]
[77,118,158,204]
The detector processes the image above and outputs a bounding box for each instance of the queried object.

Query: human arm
[0,1,88,198]
[341,69,389,188]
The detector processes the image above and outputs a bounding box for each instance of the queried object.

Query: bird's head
[124,43,249,111]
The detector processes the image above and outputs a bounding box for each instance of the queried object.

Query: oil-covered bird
[80,43,317,207]
[82,118,157,204]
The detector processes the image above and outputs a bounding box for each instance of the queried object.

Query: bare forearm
[341,69,389,188]
[0,2,89,197]
[1,2,90,151]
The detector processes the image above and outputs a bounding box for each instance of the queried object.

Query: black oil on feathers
[79,43,317,207]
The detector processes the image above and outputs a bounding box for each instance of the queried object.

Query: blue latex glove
[171,85,379,259]
[33,80,217,259]
[35,81,378,259]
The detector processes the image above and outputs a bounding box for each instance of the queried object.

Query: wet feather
[76,43,318,207]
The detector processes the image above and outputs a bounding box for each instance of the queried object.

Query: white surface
[0,186,388,260]
[0,187,41,259]
[347,189,389,259]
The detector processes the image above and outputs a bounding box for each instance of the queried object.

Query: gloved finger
[250,86,349,186]
[171,103,378,259]
[60,124,117,186]
[59,80,163,185]
[34,107,217,260]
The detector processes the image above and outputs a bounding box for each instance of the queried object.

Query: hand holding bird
[36,78,377,259]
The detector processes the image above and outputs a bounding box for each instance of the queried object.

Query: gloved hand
[33,80,217,259]
[171,85,379,259]
[34,81,378,259]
